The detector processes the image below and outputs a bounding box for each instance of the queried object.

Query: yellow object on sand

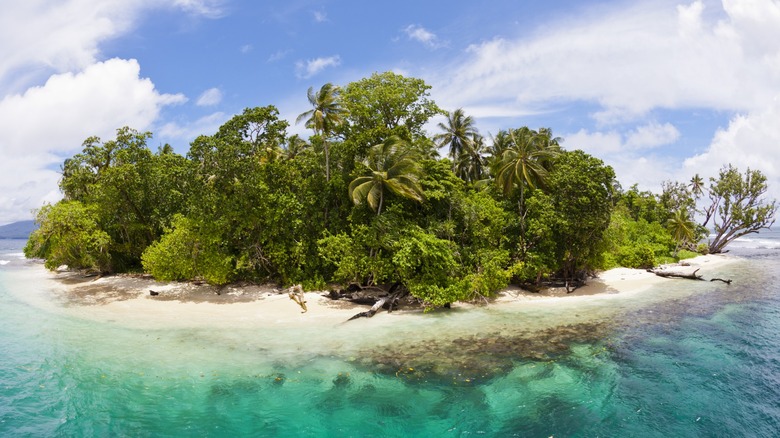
[288,285,307,313]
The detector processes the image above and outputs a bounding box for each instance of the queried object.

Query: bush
[392,228,469,308]
[24,201,112,272]
[141,215,233,285]
[676,249,699,261]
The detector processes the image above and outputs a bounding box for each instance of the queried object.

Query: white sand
[52,254,739,331]
[491,253,736,305]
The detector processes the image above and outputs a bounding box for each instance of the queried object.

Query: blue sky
[2,0,779,224]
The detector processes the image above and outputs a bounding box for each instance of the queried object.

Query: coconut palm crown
[349,136,425,215]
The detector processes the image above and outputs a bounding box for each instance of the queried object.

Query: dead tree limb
[346,282,408,321]
[710,278,733,284]
[649,268,704,281]
[347,297,387,321]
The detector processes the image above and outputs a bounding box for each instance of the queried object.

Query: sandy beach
[48,253,738,332]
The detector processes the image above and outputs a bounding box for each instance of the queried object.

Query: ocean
[1,234,779,437]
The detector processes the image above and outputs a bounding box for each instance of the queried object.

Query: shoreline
[43,253,738,330]
[7,252,743,378]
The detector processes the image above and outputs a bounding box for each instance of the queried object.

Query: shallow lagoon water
[1,237,779,436]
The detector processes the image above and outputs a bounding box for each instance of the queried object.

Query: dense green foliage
[26,72,777,309]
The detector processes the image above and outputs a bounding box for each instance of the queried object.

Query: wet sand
[28,253,739,380]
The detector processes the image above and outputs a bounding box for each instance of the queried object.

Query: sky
[2,0,780,224]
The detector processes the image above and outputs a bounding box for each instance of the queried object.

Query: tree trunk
[345,283,407,321]
[324,140,330,182]
[347,297,387,321]
[648,268,704,281]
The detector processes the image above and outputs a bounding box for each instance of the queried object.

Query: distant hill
[0,220,37,239]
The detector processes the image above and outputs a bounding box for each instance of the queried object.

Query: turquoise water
[2,237,780,436]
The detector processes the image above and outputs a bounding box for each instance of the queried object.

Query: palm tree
[349,136,425,216]
[282,135,310,160]
[296,83,346,181]
[494,127,561,256]
[494,127,560,201]
[433,108,478,164]
[667,208,696,255]
[408,137,440,161]
[484,130,511,179]
[689,173,705,198]
[455,133,487,183]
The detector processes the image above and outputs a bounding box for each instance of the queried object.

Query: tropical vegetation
[25,71,777,309]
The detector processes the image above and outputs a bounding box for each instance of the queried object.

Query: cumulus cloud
[625,122,680,150]
[0,154,62,223]
[0,0,222,223]
[403,25,443,49]
[158,111,228,141]
[0,0,225,93]
[683,97,780,201]
[0,58,185,156]
[196,87,222,106]
[427,0,780,203]
[563,121,683,192]
[295,55,341,78]
[436,0,780,123]
[564,129,624,155]
[564,122,679,155]
[0,58,185,223]
[0,0,135,91]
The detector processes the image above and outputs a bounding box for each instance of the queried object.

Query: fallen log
[649,268,704,280]
[346,282,408,321]
[648,268,733,284]
[347,297,387,321]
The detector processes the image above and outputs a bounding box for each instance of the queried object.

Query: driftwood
[347,296,387,321]
[287,284,307,313]
[648,267,733,284]
[345,282,408,321]
[650,268,705,280]
[710,278,733,284]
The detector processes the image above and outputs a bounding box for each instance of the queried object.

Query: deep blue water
[1,235,779,437]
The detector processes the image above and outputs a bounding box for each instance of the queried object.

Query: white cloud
[268,49,291,63]
[403,25,443,49]
[0,0,135,91]
[313,11,328,23]
[0,58,185,156]
[625,122,680,150]
[562,121,678,156]
[196,87,222,106]
[424,0,780,204]
[0,153,62,223]
[435,0,780,123]
[562,122,683,193]
[683,96,780,202]
[0,58,185,223]
[158,111,228,140]
[562,127,679,193]
[0,0,223,223]
[172,0,225,18]
[295,55,341,79]
[563,129,624,155]
[240,44,253,54]
[0,0,225,94]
